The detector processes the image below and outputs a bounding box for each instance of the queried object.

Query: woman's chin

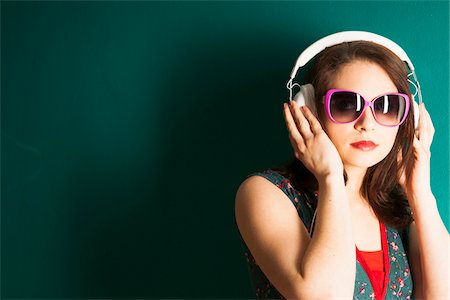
[343,155,385,169]
[341,147,390,168]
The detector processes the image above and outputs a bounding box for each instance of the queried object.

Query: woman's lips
[350,140,378,151]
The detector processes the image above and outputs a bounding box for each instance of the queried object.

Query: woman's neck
[344,165,370,208]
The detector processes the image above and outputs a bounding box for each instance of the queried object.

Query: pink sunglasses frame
[323,89,411,127]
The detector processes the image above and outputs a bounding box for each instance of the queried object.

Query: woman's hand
[398,103,435,204]
[283,100,343,181]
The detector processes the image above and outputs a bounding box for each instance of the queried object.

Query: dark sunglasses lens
[373,95,408,126]
[330,92,364,122]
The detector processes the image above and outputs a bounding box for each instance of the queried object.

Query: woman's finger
[412,134,430,158]
[423,105,435,148]
[301,105,323,135]
[283,103,302,138]
[289,100,313,139]
[418,103,428,146]
[421,104,430,148]
[283,102,305,150]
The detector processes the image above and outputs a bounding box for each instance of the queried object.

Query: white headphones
[286,31,421,129]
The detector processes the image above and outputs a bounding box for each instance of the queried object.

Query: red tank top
[355,221,388,299]
[358,249,384,296]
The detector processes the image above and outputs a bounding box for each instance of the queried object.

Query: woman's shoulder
[247,168,314,191]
[236,168,318,241]
[245,168,290,188]
[241,168,317,213]
[235,169,318,299]
[237,169,288,205]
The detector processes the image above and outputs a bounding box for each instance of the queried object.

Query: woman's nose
[354,108,377,131]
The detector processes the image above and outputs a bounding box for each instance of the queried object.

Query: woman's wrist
[406,188,437,216]
[405,186,433,202]
[317,172,345,189]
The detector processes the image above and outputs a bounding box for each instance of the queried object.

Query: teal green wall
[2,1,448,298]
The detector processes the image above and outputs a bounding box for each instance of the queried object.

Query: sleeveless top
[357,247,384,298]
[237,169,413,299]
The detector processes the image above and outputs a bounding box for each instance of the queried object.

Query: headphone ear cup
[293,84,318,117]
[412,97,419,129]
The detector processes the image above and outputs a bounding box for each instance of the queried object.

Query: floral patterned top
[237,169,413,299]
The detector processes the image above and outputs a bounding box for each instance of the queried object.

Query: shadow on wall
[2,4,317,297]
[63,30,313,297]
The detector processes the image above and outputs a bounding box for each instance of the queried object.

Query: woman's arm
[399,104,449,299]
[301,174,356,296]
[235,173,355,299]
[408,191,449,299]
[235,101,356,299]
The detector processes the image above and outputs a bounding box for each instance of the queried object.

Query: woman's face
[321,60,399,169]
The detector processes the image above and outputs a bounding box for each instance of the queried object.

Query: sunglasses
[323,89,411,127]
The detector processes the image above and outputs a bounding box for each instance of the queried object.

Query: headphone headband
[290,31,415,79]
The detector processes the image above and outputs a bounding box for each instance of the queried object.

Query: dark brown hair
[272,41,415,229]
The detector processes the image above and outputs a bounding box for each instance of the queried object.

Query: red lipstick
[350,140,378,151]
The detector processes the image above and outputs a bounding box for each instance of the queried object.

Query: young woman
[235,40,449,299]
